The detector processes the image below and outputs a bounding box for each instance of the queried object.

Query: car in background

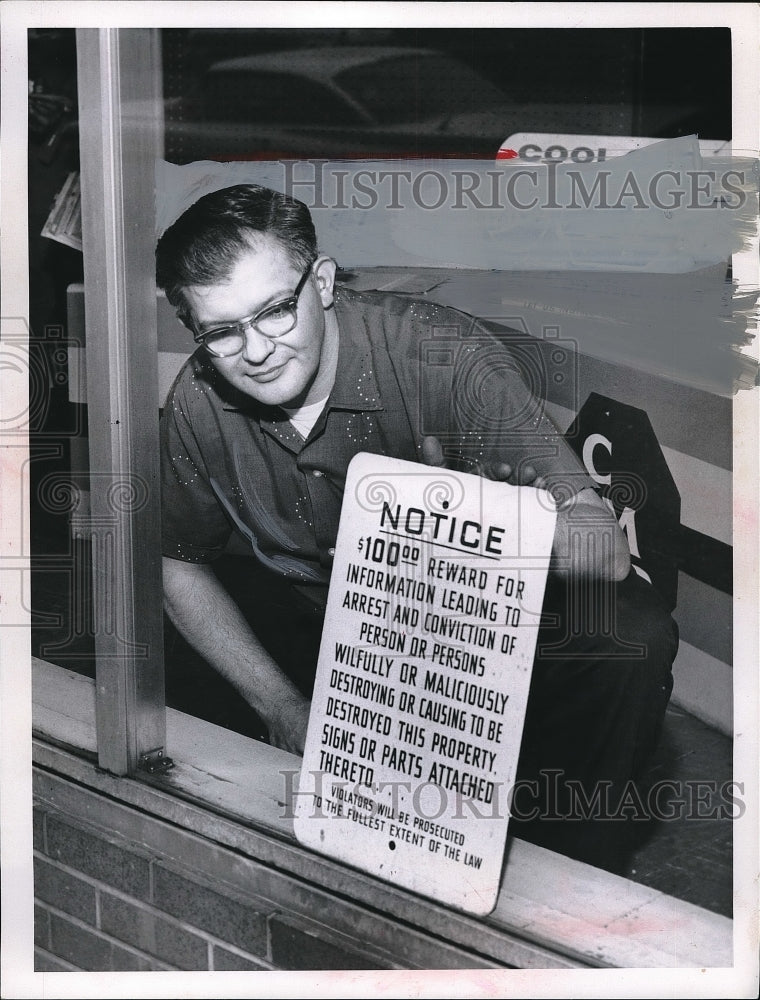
[163,46,522,161]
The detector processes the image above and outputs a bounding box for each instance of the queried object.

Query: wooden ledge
[32,658,733,969]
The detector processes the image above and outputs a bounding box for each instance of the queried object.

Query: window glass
[201,70,361,125]
[334,53,509,124]
[161,28,731,163]
[27,25,736,926]
[28,28,91,681]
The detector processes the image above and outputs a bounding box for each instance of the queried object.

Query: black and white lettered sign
[293,453,557,914]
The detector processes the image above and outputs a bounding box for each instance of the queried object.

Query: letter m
[565,779,612,820]
[568,171,609,209]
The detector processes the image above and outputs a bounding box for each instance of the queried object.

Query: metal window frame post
[76,27,169,775]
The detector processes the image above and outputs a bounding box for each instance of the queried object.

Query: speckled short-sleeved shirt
[160,286,593,607]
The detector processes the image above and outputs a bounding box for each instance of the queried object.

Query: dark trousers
[510,569,678,872]
[170,559,677,875]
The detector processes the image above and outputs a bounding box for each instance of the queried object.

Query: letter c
[460,520,481,548]
[582,433,612,486]
[518,143,542,161]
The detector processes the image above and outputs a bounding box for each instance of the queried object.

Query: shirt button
[312,469,323,477]
[328,547,335,557]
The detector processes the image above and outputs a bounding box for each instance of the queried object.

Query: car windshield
[202,69,362,125]
[334,53,509,124]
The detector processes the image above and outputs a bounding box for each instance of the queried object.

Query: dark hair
[155,184,318,325]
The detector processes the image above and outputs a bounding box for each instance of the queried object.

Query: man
[157,183,677,872]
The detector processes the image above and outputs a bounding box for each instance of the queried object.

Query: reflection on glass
[334,52,509,124]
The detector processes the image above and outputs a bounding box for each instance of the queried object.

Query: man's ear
[178,312,195,334]
[313,256,337,309]
[174,293,197,334]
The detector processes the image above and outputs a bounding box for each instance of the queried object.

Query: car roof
[207,46,440,81]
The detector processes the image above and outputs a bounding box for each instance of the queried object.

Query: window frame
[75,27,167,776]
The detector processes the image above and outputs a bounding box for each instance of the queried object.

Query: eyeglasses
[193,262,315,358]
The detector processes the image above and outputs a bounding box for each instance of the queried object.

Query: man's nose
[240,326,276,365]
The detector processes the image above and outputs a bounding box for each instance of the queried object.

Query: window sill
[32,657,733,970]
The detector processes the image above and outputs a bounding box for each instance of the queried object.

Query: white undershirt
[282,397,329,439]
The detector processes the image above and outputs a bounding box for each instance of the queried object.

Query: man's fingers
[483,461,513,481]
[421,435,447,468]
[421,444,546,489]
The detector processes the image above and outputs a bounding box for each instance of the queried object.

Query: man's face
[183,235,338,408]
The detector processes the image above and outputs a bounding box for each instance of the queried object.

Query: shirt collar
[324,287,383,413]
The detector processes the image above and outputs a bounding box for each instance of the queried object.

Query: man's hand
[422,435,541,486]
[420,435,630,582]
[267,692,311,755]
[162,556,317,755]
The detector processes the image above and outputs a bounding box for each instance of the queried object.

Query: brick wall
[33,780,505,972]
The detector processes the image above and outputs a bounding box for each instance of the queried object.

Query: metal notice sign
[294,453,557,915]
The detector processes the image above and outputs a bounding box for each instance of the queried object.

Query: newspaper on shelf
[41,171,82,251]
